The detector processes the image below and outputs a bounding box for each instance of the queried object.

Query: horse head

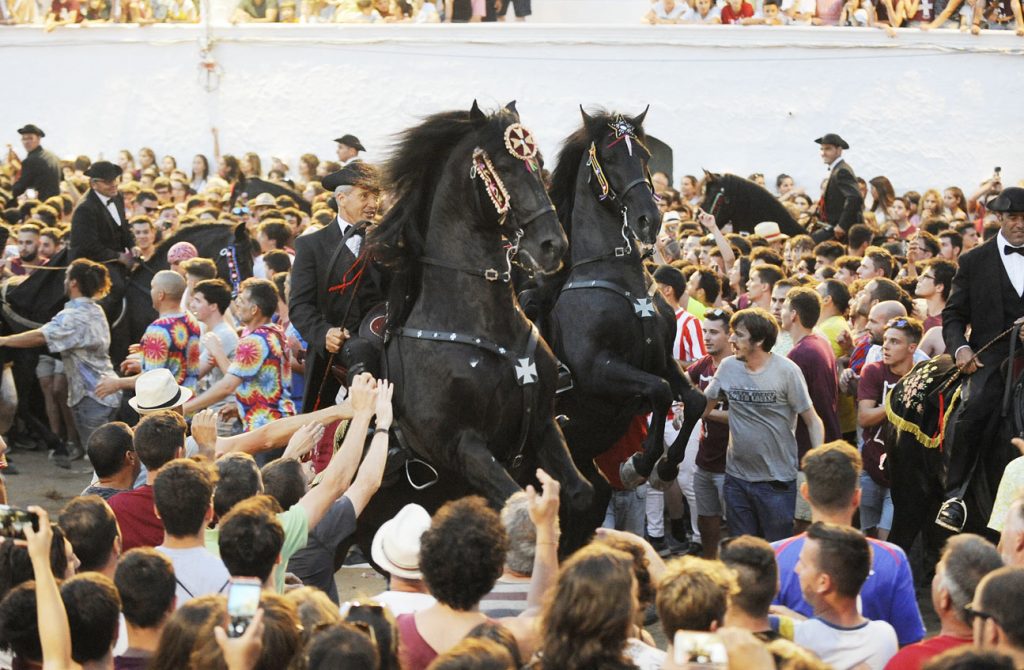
[699,169,730,221]
[148,222,254,297]
[698,171,804,237]
[464,100,566,274]
[574,106,660,245]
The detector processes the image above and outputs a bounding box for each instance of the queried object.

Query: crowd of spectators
[644,0,1024,32]
[0,0,531,26]
[3,122,1024,669]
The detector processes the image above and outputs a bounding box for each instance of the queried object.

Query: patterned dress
[140,312,202,392]
[228,323,296,431]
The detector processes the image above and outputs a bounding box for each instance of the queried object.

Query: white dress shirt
[337,216,362,257]
[96,191,123,227]
[998,230,1024,297]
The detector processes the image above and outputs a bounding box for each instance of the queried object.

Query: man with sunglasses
[967,566,1024,666]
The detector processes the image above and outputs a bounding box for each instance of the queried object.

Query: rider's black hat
[84,161,123,181]
[17,124,45,137]
[988,187,1024,214]
[322,161,379,193]
[814,133,849,150]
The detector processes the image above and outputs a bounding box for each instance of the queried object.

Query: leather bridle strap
[420,256,510,284]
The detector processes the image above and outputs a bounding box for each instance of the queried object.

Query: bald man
[997,498,1024,567]
[95,270,202,399]
[840,301,928,398]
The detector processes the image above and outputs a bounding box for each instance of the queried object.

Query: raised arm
[214,400,353,456]
[25,507,75,670]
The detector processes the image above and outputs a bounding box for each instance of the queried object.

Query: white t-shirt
[370,590,436,616]
[780,0,815,14]
[156,545,231,607]
[414,1,437,20]
[651,0,693,19]
[793,618,898,670]
[687,4,722,21]
[625,639,666,670]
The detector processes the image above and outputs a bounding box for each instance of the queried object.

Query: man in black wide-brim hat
[813,133,863,242]
[290,161,385,411]
[939,186,1024,532]
[11,123,61,201]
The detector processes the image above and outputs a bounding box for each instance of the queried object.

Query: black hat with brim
[321,161,379,193]
[17,124,45,137]
[988,187,1024,213]
[333,134,366,152]
[814,133,850,150]
[84,161,123,181]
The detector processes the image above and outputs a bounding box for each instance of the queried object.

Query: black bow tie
[1005,245,1024,257]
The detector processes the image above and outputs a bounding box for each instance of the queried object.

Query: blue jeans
[602,487,647,536]
[860,472,893,532]
[724,474,796,542]
[71,396,118,451]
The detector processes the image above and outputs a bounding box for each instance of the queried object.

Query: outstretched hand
[22,506,52,566]
[191,409,219,451]
[526,468,560,532]
[349,373,377,415]
[375,381,394,430]
[214,608,265,670]
[283,422,325,461]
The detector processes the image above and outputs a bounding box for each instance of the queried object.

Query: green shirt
[206,504,309,593]
[237,0,277,18]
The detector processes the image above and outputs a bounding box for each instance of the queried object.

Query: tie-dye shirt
[228,323,295,430]
[140,312,202,392]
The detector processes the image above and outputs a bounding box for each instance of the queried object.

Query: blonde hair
[656,556,739,637]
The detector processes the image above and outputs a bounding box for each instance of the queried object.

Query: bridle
[420,121,554,284]
[575,115,656,269]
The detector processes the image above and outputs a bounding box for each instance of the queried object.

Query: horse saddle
[328,303,388,384]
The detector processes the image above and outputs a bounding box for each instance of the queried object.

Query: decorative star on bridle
[607,116,638,156]
[504,123,540,172]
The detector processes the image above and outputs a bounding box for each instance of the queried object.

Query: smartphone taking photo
[0,505,40,540]
[226,577,262,638]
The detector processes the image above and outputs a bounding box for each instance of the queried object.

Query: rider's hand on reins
[955,346,982,375]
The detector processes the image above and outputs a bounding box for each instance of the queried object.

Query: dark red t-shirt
[108,485,164,551]
[688,355,728,474]
[595,415,648,490]
[858,361,903,487]
[883,634,970,670]
[721,0,753,22]
[788,333,841,462]
[923,313,942,332]
[50,0,83,20]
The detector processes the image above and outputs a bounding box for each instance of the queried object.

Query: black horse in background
[541,108,708,550]
[351,101,592,558]
[699,171,805,237]
[0,223,252,450]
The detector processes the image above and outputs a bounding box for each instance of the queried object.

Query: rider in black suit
[69,161,137,336]
[290,162,385,411]
[11,124,61,201]
[939,186,1024,531]
[813,133,864,242]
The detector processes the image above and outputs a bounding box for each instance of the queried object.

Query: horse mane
[147,222,248,273]
[718,174,804,236]
[368,106,516,329]
[549,110,647,246]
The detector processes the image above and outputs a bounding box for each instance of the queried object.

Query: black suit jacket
[69,190,133,264]
[12,146,61,200]
[822,159,864,232]
[942,237,1024,366]
[290,220,384,409]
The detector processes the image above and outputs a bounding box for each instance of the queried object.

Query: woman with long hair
[869,176,896,227]
[138,147,157,173]
[117,149,138,180]
[240,151,263,179]
[943,186,968,221]
[919,189,944,219]
[191,154,210,192]
[148,594,224,670]
[298,153,320,187]
[533,544,638,670]
[219,154,241,184]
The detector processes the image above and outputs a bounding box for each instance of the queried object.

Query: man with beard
[3,223,43,277]
[289,162,385,411]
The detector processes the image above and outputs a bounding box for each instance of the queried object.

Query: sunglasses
[887,318,910,328]
[706,308,732,320]
[963,604,998,625]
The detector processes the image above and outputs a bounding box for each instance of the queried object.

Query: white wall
[4,23,1023,195]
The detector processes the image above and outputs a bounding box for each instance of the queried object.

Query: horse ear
[505,100,519,116]
[470,100,487,125]
[580,106,600,133]
[703,168,716,183]
[630,105,650,128]
[233,222,248,241]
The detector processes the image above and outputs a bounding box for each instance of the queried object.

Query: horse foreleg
[655,369,709,484]
[533,417,594,511]
[559,457,612,555]
[588,356,673,484]
[453,431,522,509]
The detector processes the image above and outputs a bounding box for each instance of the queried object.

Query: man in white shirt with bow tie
[939,186,1024,532]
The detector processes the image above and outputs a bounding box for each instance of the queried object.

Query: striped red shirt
[673,307,707,364]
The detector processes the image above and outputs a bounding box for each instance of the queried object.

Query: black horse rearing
[368,101,592,513]
[545,107,708,549]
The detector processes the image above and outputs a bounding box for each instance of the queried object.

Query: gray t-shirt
[156,545,231,607]
[704,354,813,483]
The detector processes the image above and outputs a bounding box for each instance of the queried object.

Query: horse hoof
[648,457,677,492]
[656,457,679,484]
[619,455,647,490]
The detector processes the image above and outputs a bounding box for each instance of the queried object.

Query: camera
[0,505,40,540]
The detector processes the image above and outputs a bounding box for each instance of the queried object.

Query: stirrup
[935,497,967,533]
